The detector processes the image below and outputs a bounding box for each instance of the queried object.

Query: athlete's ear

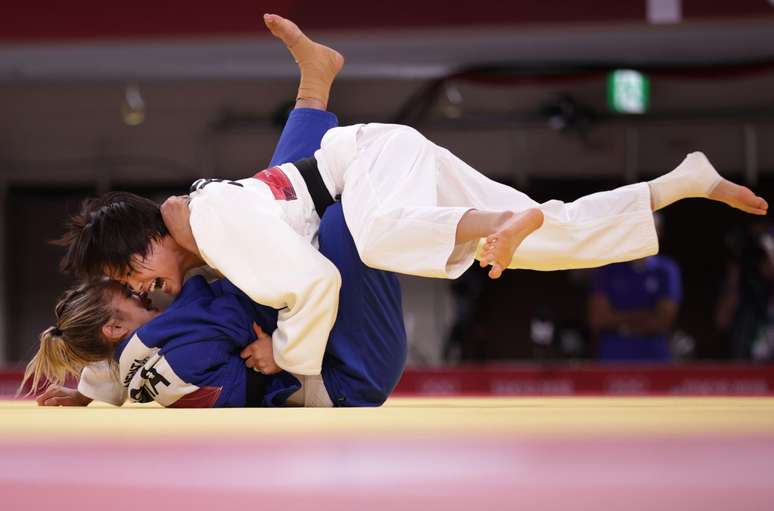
[102,318,129,343]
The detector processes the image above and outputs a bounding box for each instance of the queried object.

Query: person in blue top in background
[588,214,683,361]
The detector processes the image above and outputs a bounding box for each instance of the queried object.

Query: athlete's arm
[189,185,340,376]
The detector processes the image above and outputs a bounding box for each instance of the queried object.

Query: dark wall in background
[6,188,94,362]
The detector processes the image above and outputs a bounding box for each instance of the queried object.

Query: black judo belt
[294,156,336,218]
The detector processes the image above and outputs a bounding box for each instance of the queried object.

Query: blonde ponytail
[18,280,118,396]
[20,326,85,396]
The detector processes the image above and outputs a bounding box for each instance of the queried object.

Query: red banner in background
[3,364,774,399]
[2,0,772,43]
[395,364,774,396]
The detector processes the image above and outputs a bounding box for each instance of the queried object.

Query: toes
[480,239,497,267]
[488,264,503,279]
[741,195,768,215]
[480,253,494,267]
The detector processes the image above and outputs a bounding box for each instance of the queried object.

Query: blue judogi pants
[268,108,339,167]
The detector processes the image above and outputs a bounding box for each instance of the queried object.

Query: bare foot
[651,151,768,215]
[479,208,544,279]
[709,179,768,215]
[263,13,344,107]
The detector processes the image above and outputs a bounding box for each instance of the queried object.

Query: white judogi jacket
[188,163,342,376]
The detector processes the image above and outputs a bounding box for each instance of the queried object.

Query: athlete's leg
[460,153,765,277]
[264,14,342,167]
[444,146,766,275]
[326,124,647,279]
[647,151,767,215]
[322,124,765,280]
[317,203,407,407]
[502,153,766,273]
[269,108,339,167]
[264,14,343,111]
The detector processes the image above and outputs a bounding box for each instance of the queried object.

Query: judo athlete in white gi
[172,129,767,378]
[55,20,768,386]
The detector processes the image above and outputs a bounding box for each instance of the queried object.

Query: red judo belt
[253,167,297,201]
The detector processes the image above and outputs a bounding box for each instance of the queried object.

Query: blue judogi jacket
[113,203,407,408]
[114,276,298,407]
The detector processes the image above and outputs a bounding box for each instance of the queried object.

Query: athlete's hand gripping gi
[241,325,281,375]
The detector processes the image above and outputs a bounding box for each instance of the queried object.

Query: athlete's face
[109,237,185,297]
[109,287,160,331]
[102,285,161,342]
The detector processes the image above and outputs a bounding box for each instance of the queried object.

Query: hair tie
[51,327,63,337]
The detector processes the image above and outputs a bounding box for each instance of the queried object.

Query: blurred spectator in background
[716,221,774,361]
[588,214,683,361]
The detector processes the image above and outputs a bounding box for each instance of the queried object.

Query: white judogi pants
[315,123,659,279]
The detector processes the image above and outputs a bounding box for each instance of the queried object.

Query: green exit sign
[608,70,650,114]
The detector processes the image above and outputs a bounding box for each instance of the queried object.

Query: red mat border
[3,363,774,398]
